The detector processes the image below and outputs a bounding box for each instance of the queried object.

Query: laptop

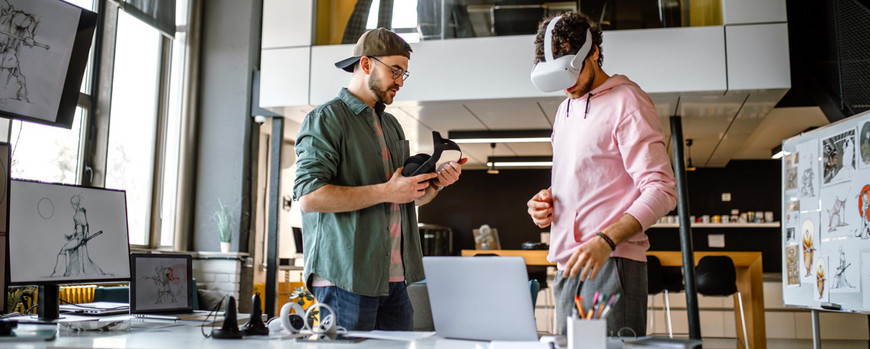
[59,301,129,315]
[129,253,208,320]
[422,256,538,341]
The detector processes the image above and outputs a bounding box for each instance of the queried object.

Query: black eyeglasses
[368,56,410,81]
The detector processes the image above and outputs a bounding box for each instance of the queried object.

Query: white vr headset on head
[530,16,593,93]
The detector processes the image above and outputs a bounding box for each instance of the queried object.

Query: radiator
[59,285,96,304]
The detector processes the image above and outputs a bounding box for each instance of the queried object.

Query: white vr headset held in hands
[530,16,593,93]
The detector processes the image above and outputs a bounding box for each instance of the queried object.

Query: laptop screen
[130,253,193,314]
[422,256,538,341]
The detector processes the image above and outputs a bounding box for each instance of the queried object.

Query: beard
[368,72,398,105]
[568,68,596,98]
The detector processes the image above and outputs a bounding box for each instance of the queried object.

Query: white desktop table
[5,323,493,349]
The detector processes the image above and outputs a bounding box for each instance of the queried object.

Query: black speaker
[212,296,243,339]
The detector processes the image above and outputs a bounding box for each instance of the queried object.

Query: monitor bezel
[6,179,132,286]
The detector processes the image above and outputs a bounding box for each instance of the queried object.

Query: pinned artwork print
[859,121,870,170]
[800,214,820,284]
[796,140,820,211]
[786,244,800,286]
[822,129,857,186]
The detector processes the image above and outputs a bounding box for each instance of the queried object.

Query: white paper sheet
[344,330,436,341]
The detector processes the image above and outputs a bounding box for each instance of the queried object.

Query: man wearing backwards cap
[293,28,464,331]
[525,12,677,335]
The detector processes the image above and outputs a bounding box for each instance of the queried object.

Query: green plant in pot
[213,199,233,252]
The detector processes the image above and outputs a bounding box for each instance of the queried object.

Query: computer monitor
[0,143,10,314]
[7,179,131,321]
[0,0,98,129]
[292,226,303,254]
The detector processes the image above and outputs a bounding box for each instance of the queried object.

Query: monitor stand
[10,285,90,325]
[37,285,60,322]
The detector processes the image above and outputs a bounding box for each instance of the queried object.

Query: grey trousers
[553,257,647,337]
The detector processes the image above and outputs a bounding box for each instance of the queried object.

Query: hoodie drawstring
[584,93,594,119]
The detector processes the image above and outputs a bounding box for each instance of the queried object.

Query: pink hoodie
[548,74,677,268]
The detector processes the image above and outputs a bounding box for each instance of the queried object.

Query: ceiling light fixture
[487,143,499,174]
[486,156,553,168]
[448,129,552,144]
[771,144,784,159]
[686,138,696,171]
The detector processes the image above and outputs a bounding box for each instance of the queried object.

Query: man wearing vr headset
[526,12,677,335]
[293,28,464,331]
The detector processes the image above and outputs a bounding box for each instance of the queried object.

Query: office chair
[408,281,435,331]
[647,255,682,338]
[646,255,664,335]
[660,263,685,338]
[696,256,749,349]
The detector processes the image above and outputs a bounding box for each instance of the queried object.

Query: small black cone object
[240,294,269,336]
[212,296,243,339]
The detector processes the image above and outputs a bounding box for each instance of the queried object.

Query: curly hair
[533,12,603,67]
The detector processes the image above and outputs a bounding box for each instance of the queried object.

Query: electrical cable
[200,295,228,338]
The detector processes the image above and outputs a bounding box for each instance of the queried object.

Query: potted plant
[213,199,233,252]
[289,286,318,324]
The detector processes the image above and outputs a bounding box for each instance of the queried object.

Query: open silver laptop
[60,302,129,315]
[422,256,538,341]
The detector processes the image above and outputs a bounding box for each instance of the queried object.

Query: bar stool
[647,256,683,338]
[696,256,749,349]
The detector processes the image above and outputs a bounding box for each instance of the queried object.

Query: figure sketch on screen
[826,195,848,232]
[50,193,108,277]
[0,0,49,105]
[832,246,854,289]
[801,155,815,197]
[143,265,181,304]
[857,185,870,240]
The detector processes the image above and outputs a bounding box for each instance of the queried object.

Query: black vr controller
[402,131,462,177]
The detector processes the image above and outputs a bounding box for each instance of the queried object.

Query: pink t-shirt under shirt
[548,74,677,269]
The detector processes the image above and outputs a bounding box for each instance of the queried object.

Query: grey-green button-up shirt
[293,88,425,297]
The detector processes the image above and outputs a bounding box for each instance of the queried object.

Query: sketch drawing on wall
[832,246,855,290]
[49,193,109,277]
[0,0,49,105]
[822,130,856,185]
[802,218,816,278]
[142,265,181,304]
[860,122,870,169]
[801,154,815,197]
[858,184,870,240]
[826,196,849,233]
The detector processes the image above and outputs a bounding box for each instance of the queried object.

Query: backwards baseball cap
[334,28,412,73]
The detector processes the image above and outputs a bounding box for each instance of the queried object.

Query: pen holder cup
[567,318,606,349]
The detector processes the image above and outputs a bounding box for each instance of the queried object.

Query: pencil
[574,296,586,319]
[596,294,607,319]
[600,294,620,319]
[587,291,600,319]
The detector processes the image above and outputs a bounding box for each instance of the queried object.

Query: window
[106,0,189,248]
[105,10,162,246]
[158,0,190,247]
[9,109,85,184]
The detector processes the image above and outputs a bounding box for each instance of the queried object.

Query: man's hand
[563,236,612,281]
[384,168,437,203]
[432,158,468,188]
[527,188,554,228]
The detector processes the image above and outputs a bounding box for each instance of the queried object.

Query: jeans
[313,282,413,331]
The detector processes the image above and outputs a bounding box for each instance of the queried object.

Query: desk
[460,250,766,349]
[6,323,490,348]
